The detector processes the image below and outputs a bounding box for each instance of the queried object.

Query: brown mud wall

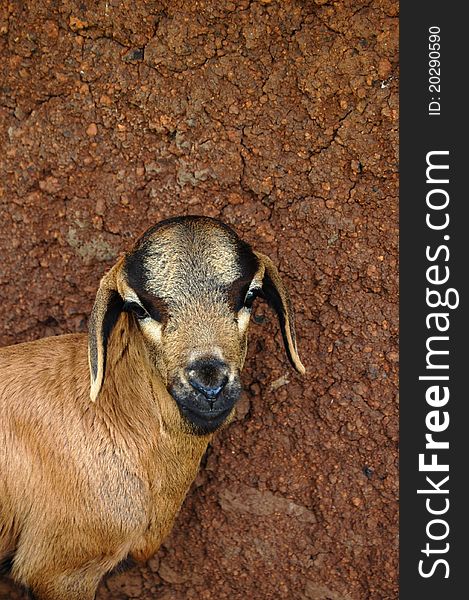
[0,1,398,599]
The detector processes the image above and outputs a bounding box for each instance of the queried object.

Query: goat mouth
[168,375,241,434]
[181,403,232,420]
[169,385,238,434]
[177,403,234,434]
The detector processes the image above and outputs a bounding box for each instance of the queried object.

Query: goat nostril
[188,375,228,400]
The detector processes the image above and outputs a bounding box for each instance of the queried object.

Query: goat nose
[186,359,229,400]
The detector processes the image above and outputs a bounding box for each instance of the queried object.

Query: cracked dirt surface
[0,1,398,599]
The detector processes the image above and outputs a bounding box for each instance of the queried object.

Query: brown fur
[0,216,303,600]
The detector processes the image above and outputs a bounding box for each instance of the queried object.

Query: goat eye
[244,289,258,309]
[124,301,149,320]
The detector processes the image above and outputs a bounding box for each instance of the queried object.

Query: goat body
[0,322,209,599]
[0,216,304,600]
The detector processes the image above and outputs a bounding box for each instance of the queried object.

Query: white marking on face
[249,273,264,290]
[123,292,142,305]
[237,308,251,333]
[139,318,163,344]
[187,346,225,364]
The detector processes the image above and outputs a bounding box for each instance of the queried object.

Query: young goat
[0,216,304,600]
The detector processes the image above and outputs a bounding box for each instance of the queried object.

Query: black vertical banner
[400,4,467,598]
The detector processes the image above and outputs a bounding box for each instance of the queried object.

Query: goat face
[88,216,304,434]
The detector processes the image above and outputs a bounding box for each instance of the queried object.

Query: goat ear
[254,251,305,375]
[88,263,124,401]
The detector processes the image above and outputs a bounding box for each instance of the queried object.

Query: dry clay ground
[0,1,398,599]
